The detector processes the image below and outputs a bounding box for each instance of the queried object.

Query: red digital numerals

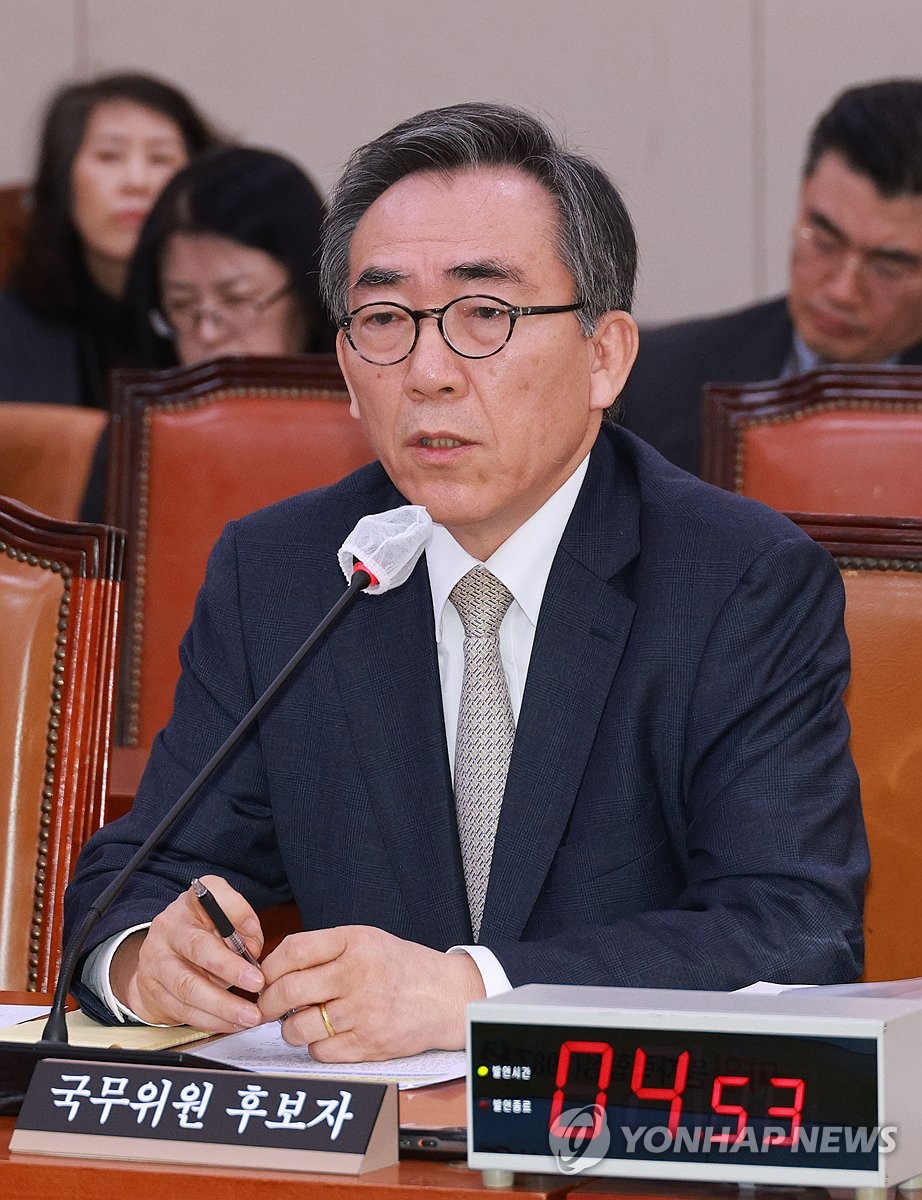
[548,1042,806,1144]
[548,1041,612,1141]
[632,1047,690,1135]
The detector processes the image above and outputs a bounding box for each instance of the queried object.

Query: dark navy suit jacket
[65,423,868,1020]
[619,295,922,475]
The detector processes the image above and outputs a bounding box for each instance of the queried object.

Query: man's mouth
[418,436,464,448]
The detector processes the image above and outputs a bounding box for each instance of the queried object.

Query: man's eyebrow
[447,259,525,285]
[351,259,527,296]
[806,208,847,240]
[353,267,410,290]
[807,208,922,266]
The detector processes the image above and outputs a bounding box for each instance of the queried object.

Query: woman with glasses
[124,144,334,366]
[0,71,220,410]
[79,145,335,521]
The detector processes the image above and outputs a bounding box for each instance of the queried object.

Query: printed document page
[195,1022,465,1090]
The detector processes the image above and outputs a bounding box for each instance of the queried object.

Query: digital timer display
[470,1021,879,1171]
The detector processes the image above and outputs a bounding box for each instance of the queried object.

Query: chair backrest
[0,183,29,286]
[107,353,375,748]
[0,495,125,990]
[702,366,922,516]
[789,512,922,982]
[0,404,108,521]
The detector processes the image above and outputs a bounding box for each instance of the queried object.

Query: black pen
[191,877,261,968]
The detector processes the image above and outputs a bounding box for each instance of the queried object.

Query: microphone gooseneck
[41,503,433,1046]
[41,567,373,1044]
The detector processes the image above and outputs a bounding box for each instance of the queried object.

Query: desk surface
[0,1117,587,1200]
[0,991,569,1198]
[0,1116,870,1200]
[0,1000,731,1200]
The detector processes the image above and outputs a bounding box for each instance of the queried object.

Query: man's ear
[336,332,363,420]
[587,310,639,413]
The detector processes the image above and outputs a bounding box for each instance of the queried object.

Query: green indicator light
[477,1065,489,1077]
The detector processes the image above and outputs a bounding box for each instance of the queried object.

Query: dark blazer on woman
[0,291,81,405]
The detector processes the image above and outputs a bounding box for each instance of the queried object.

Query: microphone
[0,504,432,1112]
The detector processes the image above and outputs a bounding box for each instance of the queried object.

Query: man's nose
[823,250,865,305]
[403,316,467,397]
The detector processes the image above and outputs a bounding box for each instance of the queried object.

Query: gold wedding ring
[319,1001,337,1039]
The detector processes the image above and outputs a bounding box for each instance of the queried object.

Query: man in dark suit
[621,79,922,475]
[65,102,868,1061]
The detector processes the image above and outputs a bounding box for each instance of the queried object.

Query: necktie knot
[450,567,514,637]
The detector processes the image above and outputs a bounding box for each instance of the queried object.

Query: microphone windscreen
[337,504,432,594]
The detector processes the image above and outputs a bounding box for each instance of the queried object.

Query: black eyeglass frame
[150,281,294,340]
[337,294,586,365]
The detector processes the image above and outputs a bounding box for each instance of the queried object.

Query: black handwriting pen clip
[191,877,261,968]
[192,878,300,1023]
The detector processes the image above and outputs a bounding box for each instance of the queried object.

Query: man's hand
[110,875,266,1030]
[257,925,485,1060]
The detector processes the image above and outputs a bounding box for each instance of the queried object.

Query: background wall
[0,0,918,324]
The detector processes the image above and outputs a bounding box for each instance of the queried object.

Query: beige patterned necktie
[450,566,516,939]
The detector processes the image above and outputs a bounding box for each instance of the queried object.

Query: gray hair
[319,101,637,336]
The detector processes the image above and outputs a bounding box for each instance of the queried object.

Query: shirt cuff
[448,944,512,997]
[82,924,172,1026]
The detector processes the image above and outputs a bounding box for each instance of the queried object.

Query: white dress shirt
[432,457,589,994]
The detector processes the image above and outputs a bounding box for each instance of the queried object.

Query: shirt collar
[788,329,900,377]
[427,455,590,639]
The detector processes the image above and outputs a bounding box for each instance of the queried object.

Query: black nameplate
[11,1058,398,1174]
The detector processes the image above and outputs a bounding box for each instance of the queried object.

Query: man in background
[620,78,922,475]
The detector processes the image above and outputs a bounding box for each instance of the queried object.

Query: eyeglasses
[150,281,293,339]
[338,294,586,365]
[793,223,922,293]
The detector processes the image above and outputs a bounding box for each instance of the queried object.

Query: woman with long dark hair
[0,71,221,408]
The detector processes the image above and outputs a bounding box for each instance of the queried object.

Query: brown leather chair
[0,404,107,522]
[0,182,29,286]
[0,496,125,990]
[702,365,922,516]
[106,353,374,748]
[789,512,922,981]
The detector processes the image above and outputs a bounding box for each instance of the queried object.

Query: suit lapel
[328,557,472,946]
[481,430,640,940]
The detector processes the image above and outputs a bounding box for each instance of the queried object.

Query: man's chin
[797,312,872,364]
[800,329,869,364]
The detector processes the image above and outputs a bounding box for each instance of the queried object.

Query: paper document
[737,977,922,1000]
[0,1008,211,1052]
[0,1004,51,1028]
[810,976,922,999]
[195,1022,465,1090]
[734,981,815,995]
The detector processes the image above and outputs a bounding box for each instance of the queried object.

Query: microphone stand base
[0,1039,234,1116]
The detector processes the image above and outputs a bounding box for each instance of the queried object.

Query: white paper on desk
[734,981,816,995]
[811,976,922,999]
[0,1003,51,1027]
[736,979,922,999]
[194,1022,465,1090]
